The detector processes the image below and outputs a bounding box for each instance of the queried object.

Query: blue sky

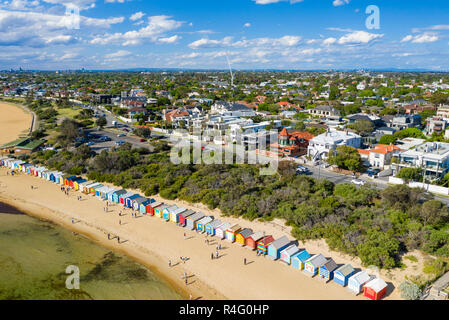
[1,0,449,70]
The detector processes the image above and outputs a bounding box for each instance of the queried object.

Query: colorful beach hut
[196,216,213,233]
[173,209,190,226]
[163,205,178,221]
[245,232,264,250]
[256,235,274,255]
[119,192,134,205]
[154,204,169,218]
[304,254,328,277]
[82,182,97,194]
[90,183,104,195]
[140,199,155,214]
[73,179,87,191]
[348,271,372,294]
[112,190,127,203]
[205,219,222,236]
[267,236,290,260]
[333,264,355,287]
[225,224,242,243]
[215,222,231,239]
[235,228,253,246]
[319,258,338,282]
[363,278,388,300]
[170,207,186,223]
[291,250,311,270]
[132,196,148,211]
[125,194,141,208]
[185,212,205,230]
[280,244,300,265]
[146,201,161,216]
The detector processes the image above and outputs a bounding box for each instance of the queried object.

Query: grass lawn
[57,107,80,120]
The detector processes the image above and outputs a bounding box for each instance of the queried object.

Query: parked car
[86,141,95,146]
[296,165,309,173]
[139,138,146,142]
[115,140,125,146]
[117,133,126,137]
[366,168,380,177]
[99,136,111,142]
[351,179,366,186]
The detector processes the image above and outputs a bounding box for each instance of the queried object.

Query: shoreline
[0,167,404,300]
[0,186,221,300]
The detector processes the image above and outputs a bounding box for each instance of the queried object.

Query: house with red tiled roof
[270,128,315,158]
[164,109,189,122]
[357,144,402,169]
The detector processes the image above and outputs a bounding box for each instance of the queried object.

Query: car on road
[99,136,111,142]
[139,138,146,142]
[115,140,125,146]
[117,133,126,137]
[296,165,309,174]
[351,179,366,186]
[366,168,380,177]
[86,141,95,146]
[123,128,130,132]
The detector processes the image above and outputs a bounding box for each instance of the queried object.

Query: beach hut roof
[141,199,153,206]
[85,182,99,188]
[322,258,338,272]
[350,271,371,285]
[113,189,127,196]
[96,186,110,193]
[127,194,141,200]
[364,278,387,293]
[258,235,274,245]
[227,224,242,233]
[270,235,290,249]
[187,212,205,221]
[133,196,148,205]
[156,204,169,210]
[216,222,231,230]
[172,207,187,215]
[180,209,195,217]
[197,216,213,225]
[208,219,222,228]
[248,232,264,242]
[75,179,87,184]
[92,184,104,190]
[237,228,253,238]
[281,244,299,256]
[306,254,328,268]
[166,205,178,211]
[292,249,311,262]
[335,264,355,277]
[150,201,162,208]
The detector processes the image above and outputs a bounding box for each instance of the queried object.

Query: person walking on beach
[211,253,214,260]
[119,219,121,225]
[185,277,188,286]
[169,260,172,267]
[216,251,219,259]
[244,258,247,266]
[184,232,186,240]
[117,236,120,243]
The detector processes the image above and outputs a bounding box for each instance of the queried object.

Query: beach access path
[0,167,404,300]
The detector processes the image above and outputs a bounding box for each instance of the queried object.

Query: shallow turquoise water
[0,202,183,300]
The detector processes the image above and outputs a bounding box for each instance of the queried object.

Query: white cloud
[401,33,439,43]
[105,50,131,59]
[322,37,337,45]
[332,0,350,6]
[130,11,145,21]
[244,22,251,28]
[157,35,181,44]
[189,35,301,49]
[188,36,234,49]
[90,15,183,46]
[337,30,383,44]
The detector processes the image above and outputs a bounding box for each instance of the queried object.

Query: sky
[1,0,449,71]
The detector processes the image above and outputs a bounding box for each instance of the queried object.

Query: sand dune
[0,102,32,145]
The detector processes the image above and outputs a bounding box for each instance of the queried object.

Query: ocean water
[0,202,183,300]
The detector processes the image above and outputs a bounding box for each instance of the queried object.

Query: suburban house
[270,128,315,158]
[436,105,449,119]
[127,107,147,119]
[392,142,449,179]
[211,101,256,117]
[358,144,402,169]
[307,130,362,160]
[425,117,447,136]
[389,114,422,130]
[164,108,190,123]
[307,105,341,118]
[120,96,147,109]
[404,103,436,115]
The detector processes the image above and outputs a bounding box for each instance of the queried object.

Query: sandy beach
[0,101,33,145]
[0,167,406,300]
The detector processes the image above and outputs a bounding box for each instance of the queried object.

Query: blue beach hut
[333,264,355,287]
[291,250,311,270]
[267,236,290,260]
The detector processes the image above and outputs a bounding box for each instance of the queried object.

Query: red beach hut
[363,278,388,300]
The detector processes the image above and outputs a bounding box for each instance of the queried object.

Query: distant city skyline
[1,0,449,71]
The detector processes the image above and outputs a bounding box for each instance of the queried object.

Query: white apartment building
[307,130,362,161]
